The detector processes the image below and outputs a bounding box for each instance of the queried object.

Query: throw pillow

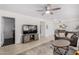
[67,33,73,39]
[59,32,65,37]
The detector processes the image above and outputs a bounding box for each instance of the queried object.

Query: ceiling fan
[37,4,61,16]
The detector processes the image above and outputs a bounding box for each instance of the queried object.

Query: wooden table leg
[64,46,69,55]
[53,46,69,55]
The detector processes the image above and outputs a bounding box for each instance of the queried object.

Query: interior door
[40,21,45,38]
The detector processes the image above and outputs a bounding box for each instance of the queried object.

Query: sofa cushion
[67,33,73,39]
[70,34,78,47]
[55,33,60,37]
[59,32,65,37]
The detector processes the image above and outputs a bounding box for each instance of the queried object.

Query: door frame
[40,21,45,38]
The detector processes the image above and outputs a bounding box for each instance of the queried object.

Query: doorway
[40,21,45,38]
[2,17,15,46]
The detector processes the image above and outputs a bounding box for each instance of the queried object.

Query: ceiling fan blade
[47,4,52,8]
[50,12,53,15]
[52,8,61,11]
[37,10,44,12]
[42,12,45,16]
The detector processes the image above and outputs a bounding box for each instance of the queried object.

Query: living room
[0,4,79,55]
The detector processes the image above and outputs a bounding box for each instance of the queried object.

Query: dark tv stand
[22,33,38,43]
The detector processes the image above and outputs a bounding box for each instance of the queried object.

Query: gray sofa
[54,30,78,47]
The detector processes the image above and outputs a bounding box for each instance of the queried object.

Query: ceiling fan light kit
[46,11,50,14]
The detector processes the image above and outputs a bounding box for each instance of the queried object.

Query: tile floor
[20,41,76,55]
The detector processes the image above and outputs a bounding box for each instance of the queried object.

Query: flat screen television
[22,25,37,34]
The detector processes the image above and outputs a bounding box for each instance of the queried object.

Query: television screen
[22,25,37,34]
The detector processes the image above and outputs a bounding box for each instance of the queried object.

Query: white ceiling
[0,4,79,20]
